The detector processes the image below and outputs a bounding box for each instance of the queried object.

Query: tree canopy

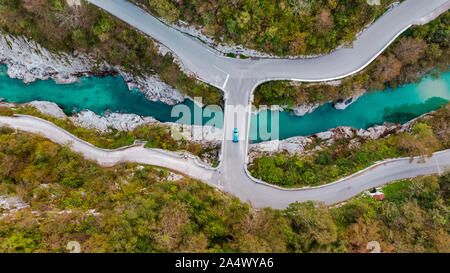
[132,0,399,56]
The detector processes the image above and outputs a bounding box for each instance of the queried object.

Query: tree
[155,204,190,251]
[371,54,402,85]
[315,9,334,33]
[236,10,250,30]
[285,202,339,252]
[148,0,180,22]
[289,32,307,55]
[288,0,312,16]
[393,37,427,65]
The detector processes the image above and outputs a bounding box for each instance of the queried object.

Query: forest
[0,127,448,252]
[131,0,399,56]
[249,104,449,187]
[0,0,448,254]
[253,11,450,108]
[0,0,222,104]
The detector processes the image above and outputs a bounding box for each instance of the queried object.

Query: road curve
[0,115,216,183]
[11,0,445,208]
[1,115,448,209]
[84,0,450,208]
[87,0,449,87]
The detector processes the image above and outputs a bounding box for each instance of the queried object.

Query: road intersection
[1,114,448,209]
[6,0,448,208]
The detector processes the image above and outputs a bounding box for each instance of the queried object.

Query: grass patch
[382,179,410,204]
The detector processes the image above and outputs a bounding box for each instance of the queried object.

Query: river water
[250,72,449,141]
[0,65,448,141]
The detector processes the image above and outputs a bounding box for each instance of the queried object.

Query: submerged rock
[290,91,363,117]
[292,103,320,116]
[333,94,362,110]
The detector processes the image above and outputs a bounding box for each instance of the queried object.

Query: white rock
[357,129,372,138]
[250,136,312,155]
[0,33,99,84]
[357,125,388,140]
[120,71,184,105]
[348,138,361,149]
[70,110,157,132]
[166,172,184,181]
[27,101,67,119]
[334,126,355,139]
[0,101,15,107]
[367,125,388,139]
[333,95,361,110]
[281,136,313,155]
[251,140,281,153]
[0,195,29,211]
[0,32,185,105]
[168,123,223,144]
[66,0,81,7]
[68,109,223,146]
[316,131,334,140]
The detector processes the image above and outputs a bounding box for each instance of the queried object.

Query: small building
[373,193,385,201]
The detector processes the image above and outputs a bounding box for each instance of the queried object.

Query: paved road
[88,0,449,87]
[0,115,216,183]
[59,0,450,208]
[1,115,448,209]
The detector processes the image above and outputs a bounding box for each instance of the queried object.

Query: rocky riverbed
[0,100,223,165]
[22,100,222,144]
[252,98,359,117]
[254,88,364,117]
[0,32,184,105]
[248,113,429,161]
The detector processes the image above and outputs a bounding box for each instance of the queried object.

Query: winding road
[0,115,216,182]
[3,0,449,209]
[0,115,448,209]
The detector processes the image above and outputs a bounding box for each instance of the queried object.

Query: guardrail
[243,150,450,192]
[11,114,218,171]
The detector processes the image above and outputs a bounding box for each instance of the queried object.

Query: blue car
[233,128,239,143]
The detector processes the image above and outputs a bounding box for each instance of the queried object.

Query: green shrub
[0,106,14,116]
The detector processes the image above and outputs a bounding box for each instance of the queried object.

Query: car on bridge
[233,128,239,143]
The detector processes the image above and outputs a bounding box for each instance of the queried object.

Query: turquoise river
[250,72,450,141]
[0,65,449,141]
